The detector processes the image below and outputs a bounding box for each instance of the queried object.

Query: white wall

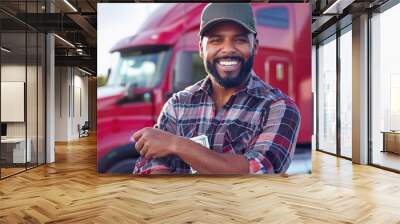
[1,65,37,138]
[55,66,69,141]
[72,73,89,138]
[1,65,26,140]
[55,67,89,141]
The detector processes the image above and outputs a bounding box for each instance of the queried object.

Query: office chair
[79,121,90,138]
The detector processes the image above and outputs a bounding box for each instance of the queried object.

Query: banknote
[190,135,210,149]
[189,135,210,174]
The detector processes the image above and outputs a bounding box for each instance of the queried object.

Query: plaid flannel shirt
[133,71,301,174]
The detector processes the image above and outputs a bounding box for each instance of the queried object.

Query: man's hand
[132,127,179,160]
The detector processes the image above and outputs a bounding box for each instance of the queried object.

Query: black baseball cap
[199,3,257,37]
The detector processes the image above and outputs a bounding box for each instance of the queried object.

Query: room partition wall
[0,0,46,179]
[315,0,400,173]
[370,1,400,172]
[317,35,337,155]
[315,24,353,160]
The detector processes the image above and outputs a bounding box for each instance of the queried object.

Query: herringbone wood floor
[1,134,400,223]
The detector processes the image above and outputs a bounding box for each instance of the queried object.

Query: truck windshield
[107,48,170,88]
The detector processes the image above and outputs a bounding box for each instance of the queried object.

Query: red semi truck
[97,3,311,173]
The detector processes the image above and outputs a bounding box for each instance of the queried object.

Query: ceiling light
[78,67,93,76]
[1,47,11,53]
[54,34,75,48]
[322,0,355,15]
[63,0,78,12]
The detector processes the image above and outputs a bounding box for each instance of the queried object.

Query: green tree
[97,75,108,87]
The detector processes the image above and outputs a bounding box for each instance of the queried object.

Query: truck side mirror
[173,52,193,92]
[125,81,137,100]
[118,82,152,105]
[106,68,111,81]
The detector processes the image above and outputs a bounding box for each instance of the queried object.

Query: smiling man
[132,3,301,174]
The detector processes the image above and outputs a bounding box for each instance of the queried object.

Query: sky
[97,3,162,76]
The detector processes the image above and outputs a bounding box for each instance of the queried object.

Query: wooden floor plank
[0,134,400,223]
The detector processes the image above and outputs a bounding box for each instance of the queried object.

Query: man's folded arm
[133,96,301,175]
[243,98,301,174]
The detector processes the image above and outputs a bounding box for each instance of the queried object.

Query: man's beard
[206,53,254,88]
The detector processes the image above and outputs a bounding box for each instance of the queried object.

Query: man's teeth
[219,60,239,66]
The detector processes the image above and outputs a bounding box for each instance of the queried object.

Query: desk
[1,138,31,163]
[381,131,400,154]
